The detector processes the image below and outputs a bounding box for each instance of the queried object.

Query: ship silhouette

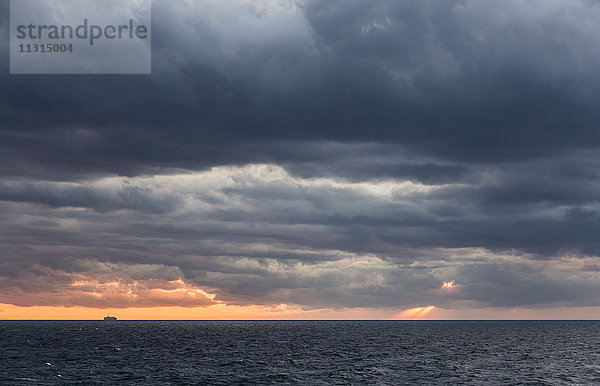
[103,316,117,321]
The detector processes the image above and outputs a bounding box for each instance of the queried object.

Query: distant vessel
[103,316,117,321]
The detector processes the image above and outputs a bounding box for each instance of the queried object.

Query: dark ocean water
[1,321,600,385]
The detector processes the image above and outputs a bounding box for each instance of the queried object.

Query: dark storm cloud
[0,180,181,213]
[2,0,600,310]
[2,0,600,175]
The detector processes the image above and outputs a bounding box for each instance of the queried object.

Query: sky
[2,0,600,320]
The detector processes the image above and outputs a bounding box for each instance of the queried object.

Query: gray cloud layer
[2,0,600,311]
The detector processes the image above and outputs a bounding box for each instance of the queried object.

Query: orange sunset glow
[0,303,401,320]
[397,306,436,319]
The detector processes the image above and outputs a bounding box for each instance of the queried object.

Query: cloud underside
[2,0,600,311]
[2,164,600,310]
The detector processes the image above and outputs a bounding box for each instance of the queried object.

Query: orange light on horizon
[398,306,436,319]
[0,302,398,320]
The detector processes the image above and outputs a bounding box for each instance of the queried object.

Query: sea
[1,320,599,385]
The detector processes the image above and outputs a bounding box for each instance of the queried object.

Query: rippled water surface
[1,321,600,384]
